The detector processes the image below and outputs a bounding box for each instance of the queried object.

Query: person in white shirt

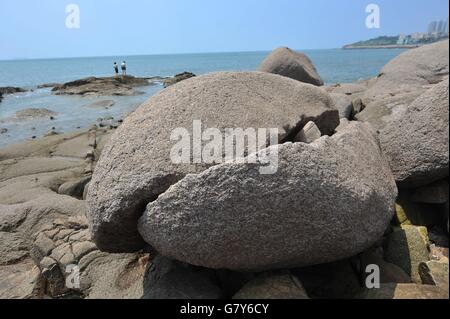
[121,61,127,79]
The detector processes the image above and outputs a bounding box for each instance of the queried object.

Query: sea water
[0,49,405,147]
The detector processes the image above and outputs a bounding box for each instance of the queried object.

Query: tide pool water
[0,48,405,147]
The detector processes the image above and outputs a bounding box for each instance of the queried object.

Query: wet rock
[52,76,150,97]
[0,87,27,95]
[83,100,115,109]
[14,108,58,121]
[163,72,196,87]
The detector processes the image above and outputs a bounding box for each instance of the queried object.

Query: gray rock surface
[294,121,322,143]
[0,232,30,265]
[357,283,449,299]
[419,260,449,289]
[258,47,324,86]
[0,127,117,299]
[138,122,397,270]
[364,40,449,100]
[142,255,223,299]
[0,259,43,299]
[88,71,339,253]
[360,249,412,284]
[385,226,430,283]
[356,91,422,130]
[411,179,449,204]
[52,76,150,97]
[233,273,309,299]
[379,79,449,188]
[0,87,27,95]
[356,41,449,130]
[163,72,196,87]
[30,216,151,299]
[293,259,362,299]
[330,93,353,119]
[58,176,92,199]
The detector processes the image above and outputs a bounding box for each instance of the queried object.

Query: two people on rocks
[114,61,127,79]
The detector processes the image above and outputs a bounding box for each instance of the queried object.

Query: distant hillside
[345,36,399,48]
[343,35,449,49]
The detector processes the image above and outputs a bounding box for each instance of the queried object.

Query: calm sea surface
[0,49,406,147]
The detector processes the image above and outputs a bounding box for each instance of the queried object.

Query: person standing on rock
[114,62,119,79]
[121,61,127,79]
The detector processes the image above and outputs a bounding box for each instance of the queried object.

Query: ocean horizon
[0,48,406,88]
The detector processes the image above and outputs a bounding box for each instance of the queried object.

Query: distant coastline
[343,32,449,50]
[343,44,420,50]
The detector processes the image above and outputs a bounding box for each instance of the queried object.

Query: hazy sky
[0,0,448,60]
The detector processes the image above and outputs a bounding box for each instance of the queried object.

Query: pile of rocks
[0,86,27,103]
[83,42,449,299]
[51,76,153,97]
[163,72,196,87]
[0,41,448,299]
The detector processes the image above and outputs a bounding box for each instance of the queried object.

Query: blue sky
[0,0,448,60]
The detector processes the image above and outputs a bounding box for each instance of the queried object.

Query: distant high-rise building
[437,20,446,33]
[428,21,438,34]
[397,34,407,45]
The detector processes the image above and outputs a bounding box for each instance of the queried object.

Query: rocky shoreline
[0,72,195,102]
[0,41,448,299]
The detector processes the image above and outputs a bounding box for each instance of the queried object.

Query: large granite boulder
[379,79,449,188]
[138,122,398,271]
[87,71,339,253]
[364,40,449,100]
[357,41,449,130]
[258,47,324,86]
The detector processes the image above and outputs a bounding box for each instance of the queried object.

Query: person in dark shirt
[114,62,119,78]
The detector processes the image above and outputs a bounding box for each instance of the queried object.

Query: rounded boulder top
[258,47,324,86]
